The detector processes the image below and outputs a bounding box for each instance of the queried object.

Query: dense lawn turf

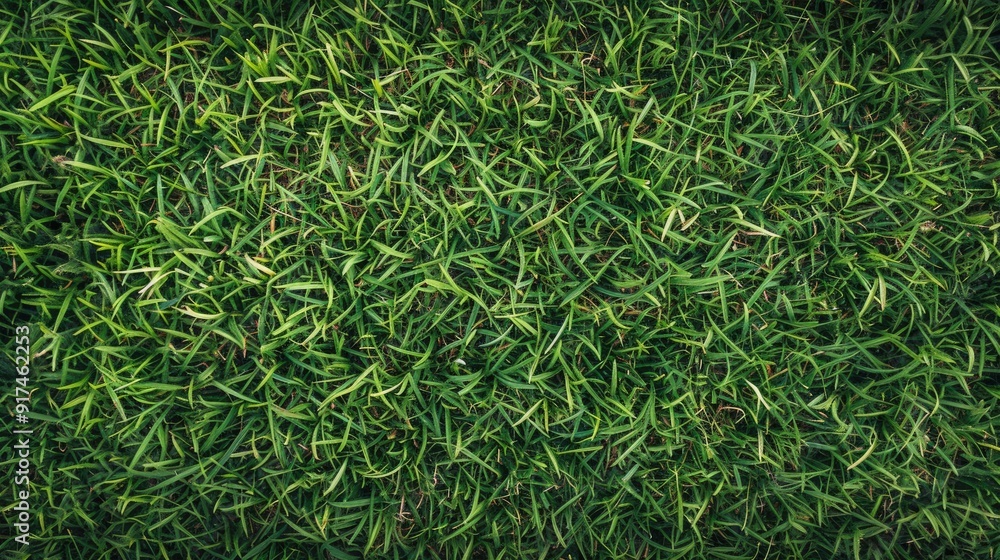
[2,0,1000,558]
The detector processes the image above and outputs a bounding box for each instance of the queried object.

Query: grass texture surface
[2,0,1000,558]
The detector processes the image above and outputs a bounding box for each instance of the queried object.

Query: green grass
[2,0,1000,558]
